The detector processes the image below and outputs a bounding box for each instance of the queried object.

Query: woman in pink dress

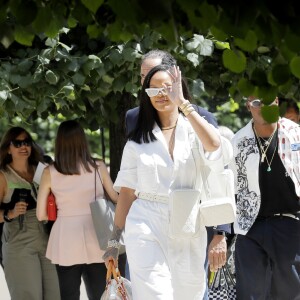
[36,120,125,300]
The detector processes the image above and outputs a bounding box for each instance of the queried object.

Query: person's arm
[166,66,220,152]
[103,187,136,268]
[36,167,51,221]
[98,161,119,203]
[0,172,27,222]
[0,173,6,223]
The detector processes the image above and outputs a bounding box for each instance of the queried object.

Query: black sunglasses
[11,138,33,148]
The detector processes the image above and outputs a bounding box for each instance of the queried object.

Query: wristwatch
[3,209,13,222]
[213,228,226,237]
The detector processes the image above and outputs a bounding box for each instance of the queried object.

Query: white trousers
[125,198,207,300]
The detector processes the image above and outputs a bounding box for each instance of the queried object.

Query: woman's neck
[9,161,31,174]
[159,110,179,128]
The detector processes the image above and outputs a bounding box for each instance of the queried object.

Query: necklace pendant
[267,166,271,172]
[261,153,266,162]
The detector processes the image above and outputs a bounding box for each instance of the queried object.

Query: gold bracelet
[179,101,190,111]
[181,103,192,114]
[182,105,195,116]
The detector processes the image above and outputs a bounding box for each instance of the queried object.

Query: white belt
[137,192,169,204]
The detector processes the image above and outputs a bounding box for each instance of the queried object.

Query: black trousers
[235,217,300,300]
[56,253,126,300]
[0,222,3,269]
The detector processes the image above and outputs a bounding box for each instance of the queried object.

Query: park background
[0,0,299,180]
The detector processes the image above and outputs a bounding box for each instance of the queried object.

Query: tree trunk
[109,92,136,181]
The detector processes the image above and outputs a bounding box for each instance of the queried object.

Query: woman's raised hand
[165,66,186,107]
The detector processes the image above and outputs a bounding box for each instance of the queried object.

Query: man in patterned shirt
[230,96,300,299]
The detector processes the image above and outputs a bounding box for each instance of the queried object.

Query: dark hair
[129,64,192,144]
[54,120,96,175]
[279,98,299,114]
[142,49,177,66]
[0,127,42,170]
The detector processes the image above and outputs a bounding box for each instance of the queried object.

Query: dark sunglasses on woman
[11,138,32,148]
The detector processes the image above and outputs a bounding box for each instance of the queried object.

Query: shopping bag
[208,265,236,300]
[90,166,125,254]
[101,261,132,300]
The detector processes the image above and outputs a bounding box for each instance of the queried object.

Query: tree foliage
[0,0,299,177]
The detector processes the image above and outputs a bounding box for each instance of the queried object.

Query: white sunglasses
[249,99,263,108]
[145,88,167,97]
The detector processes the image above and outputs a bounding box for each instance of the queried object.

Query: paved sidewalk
[0,267,89,300]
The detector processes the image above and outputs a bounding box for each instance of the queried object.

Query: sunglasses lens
[145,88,166,97]
[11,139,32,148]
[251,100,262,107]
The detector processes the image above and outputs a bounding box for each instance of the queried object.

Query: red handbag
[47,192,57,221]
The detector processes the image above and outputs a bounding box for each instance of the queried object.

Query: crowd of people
[0,49,299,300]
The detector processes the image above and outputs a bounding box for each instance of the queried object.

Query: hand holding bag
[90,166,125,253]
[47,192,57,221]
[100,261,132,300]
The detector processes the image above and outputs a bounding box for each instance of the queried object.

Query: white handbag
[168,189,201,239]
[195,139,236,227]
[168,134,236,239]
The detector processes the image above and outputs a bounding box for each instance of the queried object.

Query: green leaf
[257,86,278,103]
[123,48,138,62]
[187,53,200,67]
[14,27,34,46]
[185,35,203,51]
[214,41,230,50]
[261,105,279,123]
[67,17,78,28]
[234,30,257,52]
[81,0,103,13]
[210,26,228,41]
[72,73,86,86]
[290,56,300,79]
[237,78,255,96]
[222,49,246,73]
[257,46,270,54]
[108,49,123,66]
[17,60,34,74]
[18,75,32,88]
[271,65,290,85]
[87,24,100,39]
[0,91,8,101]
[45,70,59,85]
[285,31,300,53]
[112,76,126,93]
[199,39,213,56]
[32,7,51,33]
[14,0,38,26]
[45,17,63,38]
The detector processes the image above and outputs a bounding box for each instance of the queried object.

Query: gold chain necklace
[253,125,277,162]
[161,124,177,130]
[264,139,278,172]
[161,118,178,131]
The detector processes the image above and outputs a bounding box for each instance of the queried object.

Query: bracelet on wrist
[3,209,13,222]
[107,239,121,249]
[179,101,190,111]
[182,104,195,116]
[213,230,226,237]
